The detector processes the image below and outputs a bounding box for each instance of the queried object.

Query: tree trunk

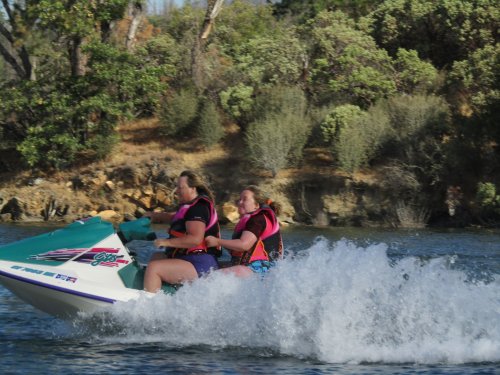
[69,36,86,77]
[199,0,225,41]
[191,0,225,91]
[0,41,28,79]
[125,2,144,51]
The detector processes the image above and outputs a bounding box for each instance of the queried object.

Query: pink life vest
[231,206,282,265]
[168,195,220,257]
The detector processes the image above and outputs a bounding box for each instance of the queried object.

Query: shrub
[318,103,390,173]
[245,85,310,176]
[197,100,225,148]
[245,114,290,177]
[476,182,498,208]
[320,104,364,145]
[159,88,199,137]
[335,123,368,173]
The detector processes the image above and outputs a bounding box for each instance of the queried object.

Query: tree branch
[0,39,27,78]
[200,0,224,40]
[1,0,14,24]
[0,21,14,43]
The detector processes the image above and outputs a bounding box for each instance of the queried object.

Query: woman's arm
[154,220,206,249]
[206,231,257,253]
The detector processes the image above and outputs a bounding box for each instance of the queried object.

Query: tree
[393,48,439,94]
[273,0,384,21]
[365,0,498,69]
[219,26,306,123]
[35,0,133,77]
[449,44,499,123]
[0,1,37,80]
[192,0,225,90]
[305,10,396,108]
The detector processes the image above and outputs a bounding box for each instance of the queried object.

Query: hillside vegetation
[0,0,499,227]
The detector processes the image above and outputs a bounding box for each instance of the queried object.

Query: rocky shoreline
[0,160,457,229]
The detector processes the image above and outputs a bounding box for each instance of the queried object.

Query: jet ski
[0,217,176,318]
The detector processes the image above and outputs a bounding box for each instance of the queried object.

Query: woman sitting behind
[143,170,220,292]
[205,185,282,277]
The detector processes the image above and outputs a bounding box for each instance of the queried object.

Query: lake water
[0,223,499,374]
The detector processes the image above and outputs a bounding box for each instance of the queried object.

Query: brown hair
[180,170,215,203]
[243,185,281,216]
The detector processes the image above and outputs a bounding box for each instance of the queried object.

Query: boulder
[220,202,239,224]
[96,209,123,223]
[0,213,12,222]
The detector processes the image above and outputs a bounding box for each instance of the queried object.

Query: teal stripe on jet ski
[0,217,114,266]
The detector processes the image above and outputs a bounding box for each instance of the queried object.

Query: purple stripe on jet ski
[0,269,116,304]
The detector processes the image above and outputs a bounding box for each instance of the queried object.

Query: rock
[0,213,12,222]
[123,213,137,221]
[221,202,239,223]
[155,189,172,206]
[105,181,115,191]
[143,187,154,196]
[96,209,123,223]
[1,197,25,221]
[139,196,153,209]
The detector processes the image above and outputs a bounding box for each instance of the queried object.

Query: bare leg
[144,258,198,292]
[219,265,253,278]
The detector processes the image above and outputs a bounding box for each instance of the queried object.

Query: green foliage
[320,104,364,144]
[273,0,384,21]
[85,41,170,117]
[85,131,120,162]
[385,94,450,145]
[319,103,391,173]
[231,28,305,87]
[220,84,254,120]
[214,0,278,56]
[36,0,130,37]
[379,94,451,186]
[159,88,199,137]
[476,182,497,208]
[336,124,369,174]
[217,22,305,124]
[245,85,311,176]
[196,100,224,148]
[394,48,439,94]
[0,38,169,170]
[306,10,396,107]
[449,44,499,118]
[365,0,499,68]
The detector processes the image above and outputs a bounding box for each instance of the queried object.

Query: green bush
[246,114,290,177]
[320,104,364,145]
[159,88,199,137]
[476,182,497,208]
[245,85,311,176]
[336,123,368,173]
[220,84,254,121]
[197,101,225,148]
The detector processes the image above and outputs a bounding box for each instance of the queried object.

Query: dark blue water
[0,223,499,374]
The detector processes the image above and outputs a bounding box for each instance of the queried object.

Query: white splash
[76,238,500,364]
